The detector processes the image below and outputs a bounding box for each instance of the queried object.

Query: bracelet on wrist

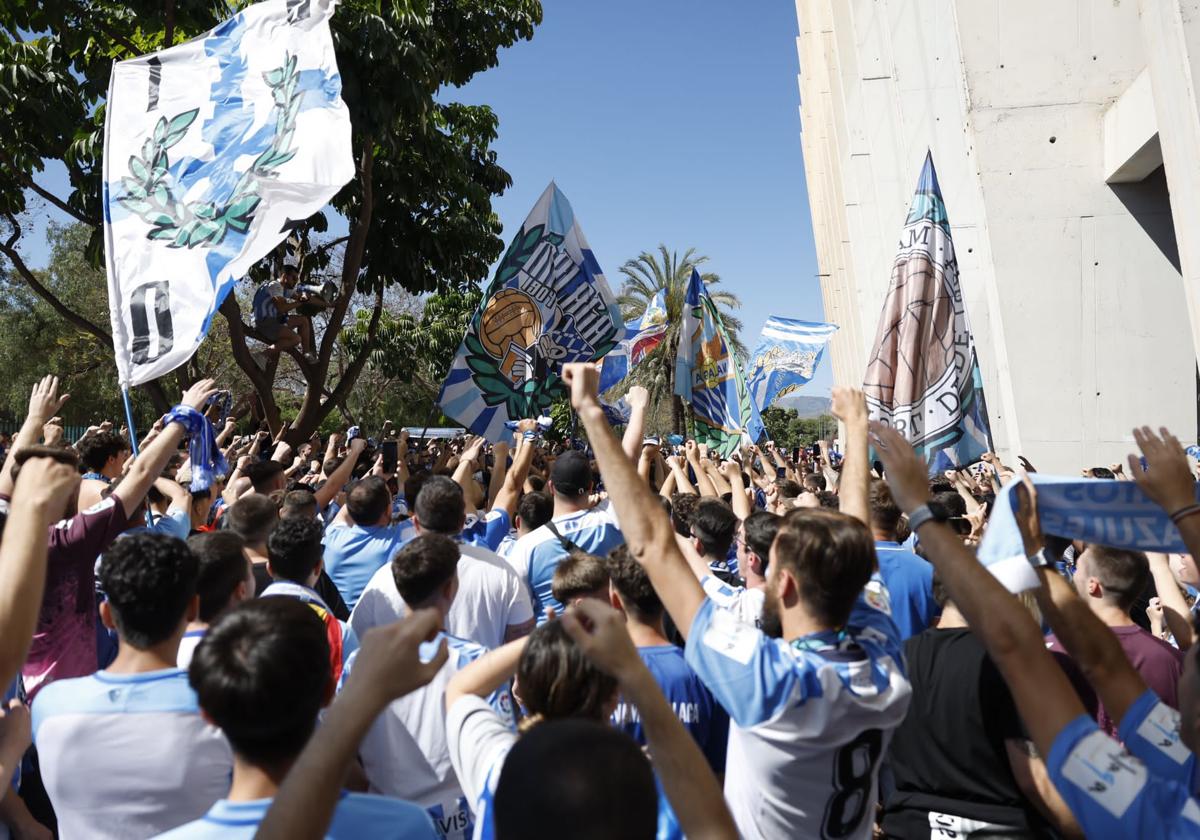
[1170,503,1200,524]
[906,503,937,532]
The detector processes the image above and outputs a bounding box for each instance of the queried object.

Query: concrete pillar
[1141,0,1200,364]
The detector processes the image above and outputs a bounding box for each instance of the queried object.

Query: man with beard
[563,362,911,840]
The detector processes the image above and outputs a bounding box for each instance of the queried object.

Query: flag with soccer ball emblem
[438,183,623,441]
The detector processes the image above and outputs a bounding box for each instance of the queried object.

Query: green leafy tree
[342,286,482,427]
[0,0,541,442]
[614,245,742,433]
[760,405,837,450]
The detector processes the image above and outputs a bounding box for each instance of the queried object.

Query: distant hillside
[774,394,832,418]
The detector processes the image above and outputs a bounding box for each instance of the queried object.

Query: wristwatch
[906,504,937,532]
[1027,547,1051,568]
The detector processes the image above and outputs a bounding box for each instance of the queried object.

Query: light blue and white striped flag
[747,317,837,410]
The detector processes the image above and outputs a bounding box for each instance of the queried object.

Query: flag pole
[121,387,141,457]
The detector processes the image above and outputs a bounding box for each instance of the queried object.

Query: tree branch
[0,219,112,347]
[320,144,374,364]
[218,295,282,431]
[321,288,384,417]
[163,0,175,48]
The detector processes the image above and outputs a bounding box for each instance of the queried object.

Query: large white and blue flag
[598,289,668,394]
[747,317,837,410]
[674,269,765,457]
[863,152,993,473]
[103,0,354,387]
[438,183,623,442]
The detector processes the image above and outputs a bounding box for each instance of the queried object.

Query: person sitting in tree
[252,262,317,364]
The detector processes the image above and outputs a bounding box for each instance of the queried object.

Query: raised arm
[870,422,1087,759]
[1148,552,1194,649]
[718,462,752,520]
[255,610,447,840]
[562,600,738,840]
[1128,426,1200,565]
[832,388,869,526]
[313,437,367,511]
[487,441,509,510]
[686,441,717,497]
[452,436,486,495]
[112,380,219,519]
[621,386,651,464]
[564,363,706,637]
[491,422,537,520]
[0,376,70,498]
[444,636,527,712]
[665,454,695,495]
[0,456,78,688]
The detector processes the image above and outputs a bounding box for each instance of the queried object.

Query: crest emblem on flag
[747,317,838,410]
[863,152,993,472]
[675,269,764,457]
[438,183,622,441]
[103,0,354,387]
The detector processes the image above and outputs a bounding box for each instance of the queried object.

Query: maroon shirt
[1048,624,1183,737]
[21,495,129,701]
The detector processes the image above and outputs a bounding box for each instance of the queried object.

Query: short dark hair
[267,517,325,584]
[690,499,737,559]
[189,598,330,766]
[99,533,198,649]
[77,431,128,472]
[551,551,610,605]
[742,510,781,570]
[774,508,875,627]
[226,494,278,545]
[1083,546,1150,611]
[242,461,286,494]
[414,475,465,535]
[517,620,616,730]
[280,489,318,520]
[931,570,950,608]
[869,479,902,535]
[670,493,699,538]
[525,475,546,493]
[775,479,802,499]
[803,473,827,492]
[517,491,553,532]
[605,545,660,621]
[346,476,390,525]
[494,719,656,840]
[187,531,250,622]
[321,456,343,477]
[391,534,459,607]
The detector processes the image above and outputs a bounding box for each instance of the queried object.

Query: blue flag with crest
[747,317,838,410]
[674,269,765,457]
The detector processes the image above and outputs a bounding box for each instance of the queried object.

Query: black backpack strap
[544,520,581,554]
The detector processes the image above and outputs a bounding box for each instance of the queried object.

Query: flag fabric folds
[747,317,838,410]
[598,289,669,394]
[103,0,354,387]
[674,269,765,457]
[438,183,623,441]
[863,152,993,473]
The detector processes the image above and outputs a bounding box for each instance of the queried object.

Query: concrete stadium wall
[795,0,1199,473]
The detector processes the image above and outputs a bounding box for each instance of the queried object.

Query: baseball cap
[551,451,593,497]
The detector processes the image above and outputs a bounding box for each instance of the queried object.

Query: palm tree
[615,245,743,433]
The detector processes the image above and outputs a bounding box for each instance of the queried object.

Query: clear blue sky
[23,0,831,395]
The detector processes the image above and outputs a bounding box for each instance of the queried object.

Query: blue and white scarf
[979,474,1200,593]
[161,405,228,493]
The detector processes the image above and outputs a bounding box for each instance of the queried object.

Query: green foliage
[760,405,836,451]
[0,0,542,440]
[612,245,742,433]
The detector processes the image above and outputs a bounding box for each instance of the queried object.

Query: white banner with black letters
[103,0,353,386]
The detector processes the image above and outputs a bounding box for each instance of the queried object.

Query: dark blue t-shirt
[612,644,729,773]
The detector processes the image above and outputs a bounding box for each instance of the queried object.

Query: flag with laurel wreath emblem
[103,0,353,386]
[438,183,623,441]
